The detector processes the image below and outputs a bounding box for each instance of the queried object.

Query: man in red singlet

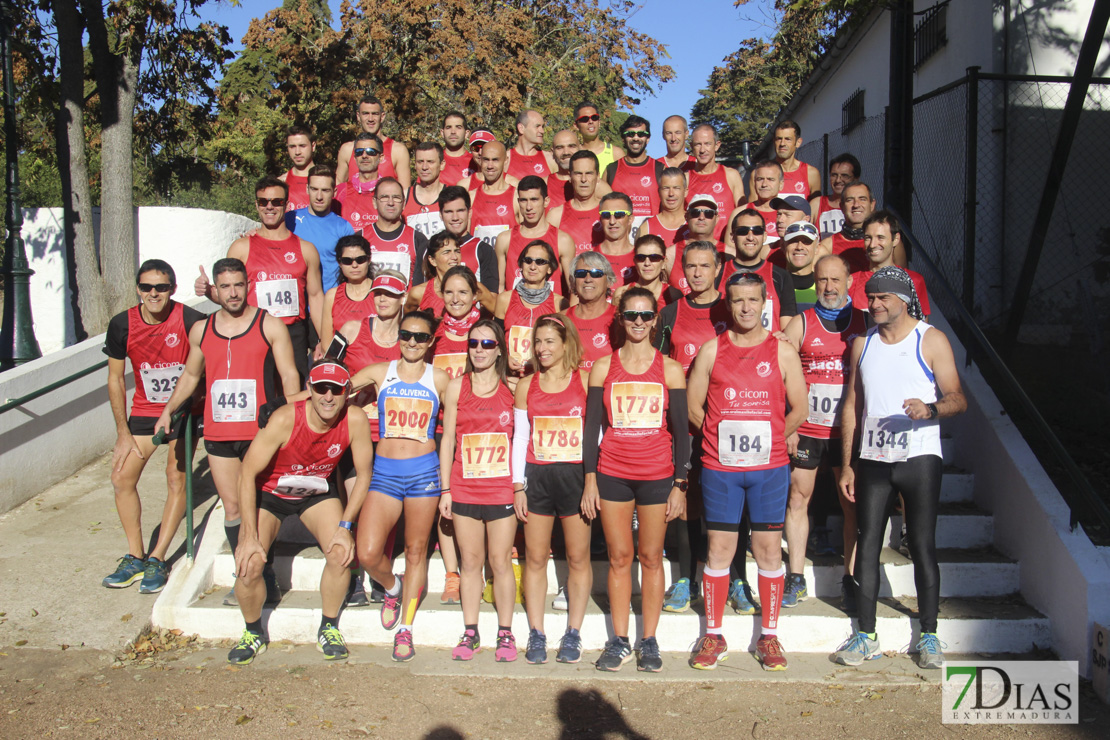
[574,101,624,174]
[764,121,821,201]
[665,194,727,296]
[812,153,860,238]
[548,150,606,255]
[335,133,384,235]
[718,209,798,333]
[686,124,744,240]
[596,192,638,286]
[494,175,575,293]
[279,124,316,213]
[438,185,499,293]
[546,129,582,213]
[659,115,695,171]
[102,259,205,593]
[642,167,690,249]
[161,258,302,608]
[849,210,930,318]
[226,359,374,665]
[816,181,902,273]
[770,194,811,252]
[744,161,784,243]
[469,140,520,246]
[507,109,557,181]
[336,94,410,191]
[197,176,324,382]
[365,177,429,287]
[403,142,446,239]
[604,115,663,236]
[440,111,472,186]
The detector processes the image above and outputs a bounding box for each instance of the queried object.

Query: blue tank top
[377,361,440,441]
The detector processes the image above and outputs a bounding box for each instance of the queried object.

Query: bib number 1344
[860,416,912,462]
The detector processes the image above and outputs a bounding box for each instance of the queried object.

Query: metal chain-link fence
[797,111,888,210]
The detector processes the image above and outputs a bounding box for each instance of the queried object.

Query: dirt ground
[1,638,1107,739]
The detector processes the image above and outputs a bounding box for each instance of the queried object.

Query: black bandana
[864,266,923,320]
[841,225,864,241]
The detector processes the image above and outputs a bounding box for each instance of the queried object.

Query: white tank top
[856,321,942,461]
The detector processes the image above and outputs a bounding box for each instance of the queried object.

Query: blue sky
[203,0,772,157]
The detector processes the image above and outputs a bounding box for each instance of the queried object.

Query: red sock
[703,567,730,634]
[758,566,786,633]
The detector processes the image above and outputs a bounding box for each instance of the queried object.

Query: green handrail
[0,359,108,415]
[154,406,196,564]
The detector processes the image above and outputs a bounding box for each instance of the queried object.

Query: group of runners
[102,99,966,673]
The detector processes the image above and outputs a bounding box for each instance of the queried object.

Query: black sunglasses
[728,271,765,285]
[733,225,765,236]
[339,255,370,266]
[138,282,173,293]
[623,130,649,139]
[687,207,717,219]
[621,310,656,323]
[354,147,380,157]
[522,256,551,266]
[256,197,287,207]
[576,113,600,124]
[467,338,498,349]
[399,329,432,343]
[310,381,347,396]
[573,268,606,279]
[634,253,665,263]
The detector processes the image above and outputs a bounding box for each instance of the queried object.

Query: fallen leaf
[30,609,38,617]
[457,690,472,697]
[85,718,100,724]
[801,711,812,717]
[60,644,69,651]
[120,613,132,622]
[235,715,252,725]
[14,640,26,647]
[868,692,883,701]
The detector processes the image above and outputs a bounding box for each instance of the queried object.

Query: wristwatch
[338,520,355,531]
[927,403,939,420]
[673,479,688,492]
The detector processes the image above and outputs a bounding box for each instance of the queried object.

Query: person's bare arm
[331,409,373,566]
[816,235,833,259]
[547,204,564,229]
[557,232,575,290]
[782,309,805,351]
[725,166,745,208]
[336,141,354,183]
[685,339,717,430]
[779,340,808,442]
[437,377,463,519]
[302,240,325,341]
[904,329,967,420]
[321,287,338,350]
[392,141,412,192]
[155,322,207,437]
[494,230,511,293]
[494,290,512,320]
[807,167,822,201]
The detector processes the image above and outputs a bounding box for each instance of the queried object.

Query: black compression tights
[853,455,943,634]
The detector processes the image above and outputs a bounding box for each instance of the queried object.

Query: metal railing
[0,359,107,415]
[894,209,1110,535]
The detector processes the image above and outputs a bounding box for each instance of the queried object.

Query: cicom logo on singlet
[724,387,737,402]
[756,361,772,378]
[284,252,298,264]
[622,266,634,280]
[685,343,697,357]
[257,271,268,281]
[291,464,304,471]
[327,443,342,459]
[641,176,652,188]
[496,205,509,217]
[499,410,511,426]
[396,243,410,254]
[140,362,152,370]
[592,333,607,348]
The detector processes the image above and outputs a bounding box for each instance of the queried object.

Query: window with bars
[841,88,865,134]
[914,3,948,70]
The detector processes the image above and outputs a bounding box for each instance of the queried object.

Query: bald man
[469,140,521,246]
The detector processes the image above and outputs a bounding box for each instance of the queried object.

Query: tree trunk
[51,0,104,337]
[97,52,139,318]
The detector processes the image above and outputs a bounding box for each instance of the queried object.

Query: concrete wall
[23,207,257,355]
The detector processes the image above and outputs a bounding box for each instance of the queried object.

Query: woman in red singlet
[321,235,375,350]
[512,314,591,665]
[612,234,674,310]
[407,232,495,316]
[495,239,568,376]
[439,319,518,662]
[582,287,690,673]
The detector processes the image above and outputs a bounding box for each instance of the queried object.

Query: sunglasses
[634,253,665,264]
[522,256,551,266]
[621,310,656,323]
[599,210,630,221]
[310,381,347,396]
[573,268,606,279]
[733,225,766,236]
[339,255,370,266]
[687,207,717,219]
[138,282,173,293]
[399,329,433,343]
[354,147,380,157]
[623,131,649,139]
[576,113,601,124]
[256,197,287,207]
[728,271,765,285]
[467,338,498,349]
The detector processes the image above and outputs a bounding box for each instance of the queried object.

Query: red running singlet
[442,151,475,186]
[335,179,379,235]
[504,291,557,368]
[527,373,587,465]
[600,248,636,286]
[545,175,572,211]
[797,308,867,440]
[345,137,398,183]
[718,259,782,333]
[364,224,420,285]
[200,309,273,442]
[643,215,690,248]
[567,304,617,371]
[667,239,726,295]
[610,159,660,218]
[668,296,731,373]
[687,166,735,239]
[507,149,551,180]
[471,185,517,244]
[599,350,672,480]
[507,224,563,293]
[284,169,310,213]
[124,302,191,417]
[246,233,307,325]
[831,233,868,273]
[431,332,469,381]
[781,162,813,199]
[258,401,351,500]
[345,319,401,443]
[559,204,602,255]
[450,376,515,505]
[331,283,376,331]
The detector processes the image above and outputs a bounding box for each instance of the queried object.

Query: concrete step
[211,545,1019,599]
[172,588,1050,656]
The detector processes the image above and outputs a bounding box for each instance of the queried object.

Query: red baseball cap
[371,274,407,296]
[308,361,351,388]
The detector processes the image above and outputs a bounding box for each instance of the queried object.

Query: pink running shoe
[452,629,480,661]
[392,629,415,662]
[494,629,517,662]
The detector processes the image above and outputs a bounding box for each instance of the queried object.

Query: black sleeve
[668,388,691,479]
[182,304,208,332]
[477,241,500,294]
[774,265,798,318]
[654,301,679,354]
[583,385,606,475]
[604,161,618,186]
[103,311,129,359]
[653,160,665,180]
[412,232,430,286]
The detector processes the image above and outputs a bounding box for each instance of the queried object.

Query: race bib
[140,364,184,404]
[760,300,774,331]
[507,324,534,366]
[433,352,467,380]
[860,416,912,462]
[532,416,583,462]
[718,419,772,467]
[255,278,299,318]
[609,382,664,429]
[807,383,845,428]
[273,474,329,498]
[210,378,256,423]
[371,251,412,282]
[406,212,445,239]
[382,396,434,440]
[474,224,511,244]
[460,432,510,478]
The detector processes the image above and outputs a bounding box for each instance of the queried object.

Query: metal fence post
[963,67,980,311]
[185,410,195,564]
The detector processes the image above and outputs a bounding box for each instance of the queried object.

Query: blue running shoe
[663,578,692,613]
[834,631,881,666]
[525,629,548,664]
[103,554,145,589]
[915,633,946,669]
[780,574,808,608]
[556,628,582,664]
[138,557,169,594]
[728,579,758,615]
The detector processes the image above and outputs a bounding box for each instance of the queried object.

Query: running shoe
[728,579,758,615]
[263,565,281,606]
[755,635,787,671]
[915,633,946,669]
[637,636,663,673]
[441,571,461,605]
[556,628,582,664]
[222,587,238,607]
[690,634,728,670]
[452,629,480,661]
[595,636,633,672]
[525,629,548,664]
[494,630,517,662]
[833,631,881,665]
[227,630,266,665]
[317,624,349,661]
[780,574,808,608]
[811,526,837,556]
[102,554,145,589]
[381,575,403,630]
[368,579,386,604]
[392,629,415,662]
[841,574,858,615]
[552,586,568,611]
[138,557,169,594]
[663,578,692,613]
[346,573,370,608]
